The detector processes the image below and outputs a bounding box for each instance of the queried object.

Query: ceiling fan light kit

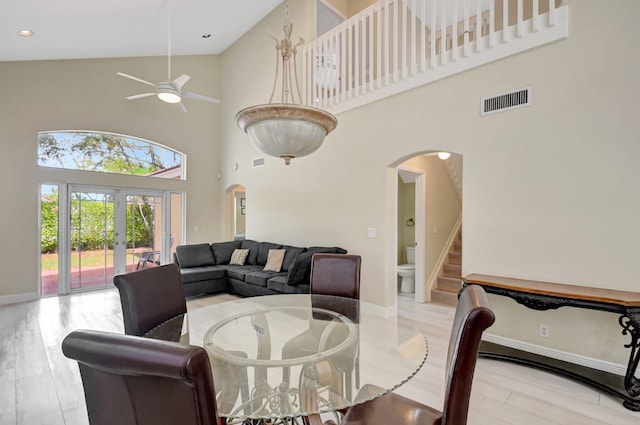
[156,85,182,104]
[235,0,337,165]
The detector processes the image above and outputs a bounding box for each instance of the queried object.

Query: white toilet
[397,246,416,293]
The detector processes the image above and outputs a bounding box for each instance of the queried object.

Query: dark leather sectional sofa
[174,239,347,298]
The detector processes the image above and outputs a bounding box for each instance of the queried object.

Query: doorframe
[397,165,426,303]
[40,183,176,296]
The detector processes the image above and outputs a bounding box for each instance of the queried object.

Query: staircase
[431,230,462,306]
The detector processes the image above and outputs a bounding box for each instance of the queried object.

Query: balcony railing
[303,0,568,114]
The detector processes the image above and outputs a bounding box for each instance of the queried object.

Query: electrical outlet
[539,324,550,338]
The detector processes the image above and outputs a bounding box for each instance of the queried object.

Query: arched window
[37,131,185,179]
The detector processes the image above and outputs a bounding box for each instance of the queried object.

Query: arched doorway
[391,152,462,305]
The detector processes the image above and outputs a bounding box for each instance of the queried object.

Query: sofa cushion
[175,244,215,268]
[230,249,250,265]
[245,271,287,287]
[282,245,306,272]
[267,276,310,294]
[257,242,283,265]
[179,266,226,284]
[263,249,286,272]
[286,247,348,286]
[240,239,260,265]
[211,240,242,265]
[286,251,314,286]
[225,265,263,281]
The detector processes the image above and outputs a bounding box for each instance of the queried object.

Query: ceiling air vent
[253,157,266,168]
[481,86,532,116]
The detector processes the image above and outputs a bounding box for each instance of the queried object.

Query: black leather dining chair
[113,262,249,416]
[334,284,495,425]
[62,329,220,425]
[283,253,362,420]
[282,253,361,366]
[308,253,361,299]
[113,263,187,338]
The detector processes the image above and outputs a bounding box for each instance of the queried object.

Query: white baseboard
[483,333,627,377]
[0,292,39,306]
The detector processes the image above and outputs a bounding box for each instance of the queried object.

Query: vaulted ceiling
[0,0,283,62]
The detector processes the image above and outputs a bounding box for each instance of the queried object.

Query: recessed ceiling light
[202,33,211,38]
[17,29,34,37]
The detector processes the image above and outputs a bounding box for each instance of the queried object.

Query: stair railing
[302,0,567,114]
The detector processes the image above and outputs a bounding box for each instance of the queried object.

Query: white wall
[218,0,640,363]
[0,55,222,300]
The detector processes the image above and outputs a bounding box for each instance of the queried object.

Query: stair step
[448,252,461,265]
[443,263,461,277]
[452,240,462,252]
[430,288,459,306]
[436,276,463,293]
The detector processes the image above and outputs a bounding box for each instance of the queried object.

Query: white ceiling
[0,0,283,62]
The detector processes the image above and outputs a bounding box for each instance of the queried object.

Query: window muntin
[38,131,184,180]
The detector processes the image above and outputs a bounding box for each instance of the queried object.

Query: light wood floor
[0,289,638,425]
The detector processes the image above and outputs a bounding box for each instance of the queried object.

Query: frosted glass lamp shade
[157,89,181,104]
[236,104,337,165]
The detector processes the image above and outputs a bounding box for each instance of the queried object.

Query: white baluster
[410,0,417,76]
[347,23,353,100]
[489,0,495,47]
[430,0,436,68]
[532,0,539,33]
[393,0,399,82]
[517,0,523,38]
[548,0,556,27]
[463,0,470,57]
[341,27,347,102]
[452,0,458,61]
[441,0,447,65]
[421,0,427,72]
[475,0,482,52]
[359,14,367,94]
[376,4,383,88]
[384,0,390,85]
[502,0,509,43]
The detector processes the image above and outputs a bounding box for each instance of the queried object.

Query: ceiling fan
[117,2,220,112]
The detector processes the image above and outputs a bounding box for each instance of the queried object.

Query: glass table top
[153,294,428,421]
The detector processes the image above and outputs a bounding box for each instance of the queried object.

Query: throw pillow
[263,249,286,272]
[229,249,250,265]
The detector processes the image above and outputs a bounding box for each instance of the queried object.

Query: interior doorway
[393,152,463,305]
[397,166,426,303]
[225,184,246,240]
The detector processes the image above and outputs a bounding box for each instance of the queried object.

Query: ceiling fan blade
[126,93,156,100]
[182,91,221,104]
[117,72,157,87]
[176,102,187,113]
[172,74,191,90]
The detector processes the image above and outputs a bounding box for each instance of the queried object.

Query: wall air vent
[481,86,532,116]
[253,157,266,168]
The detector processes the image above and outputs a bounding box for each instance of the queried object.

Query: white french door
[40,184,182,296]
[68,187,122,292]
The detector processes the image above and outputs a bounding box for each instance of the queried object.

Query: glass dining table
[147,294,428,424]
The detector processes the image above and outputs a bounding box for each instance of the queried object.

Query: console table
[463,274,640,411]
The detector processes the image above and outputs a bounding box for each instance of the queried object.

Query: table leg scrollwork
[619,311,640,410]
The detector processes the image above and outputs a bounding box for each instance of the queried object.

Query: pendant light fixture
[235,1,337,165]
